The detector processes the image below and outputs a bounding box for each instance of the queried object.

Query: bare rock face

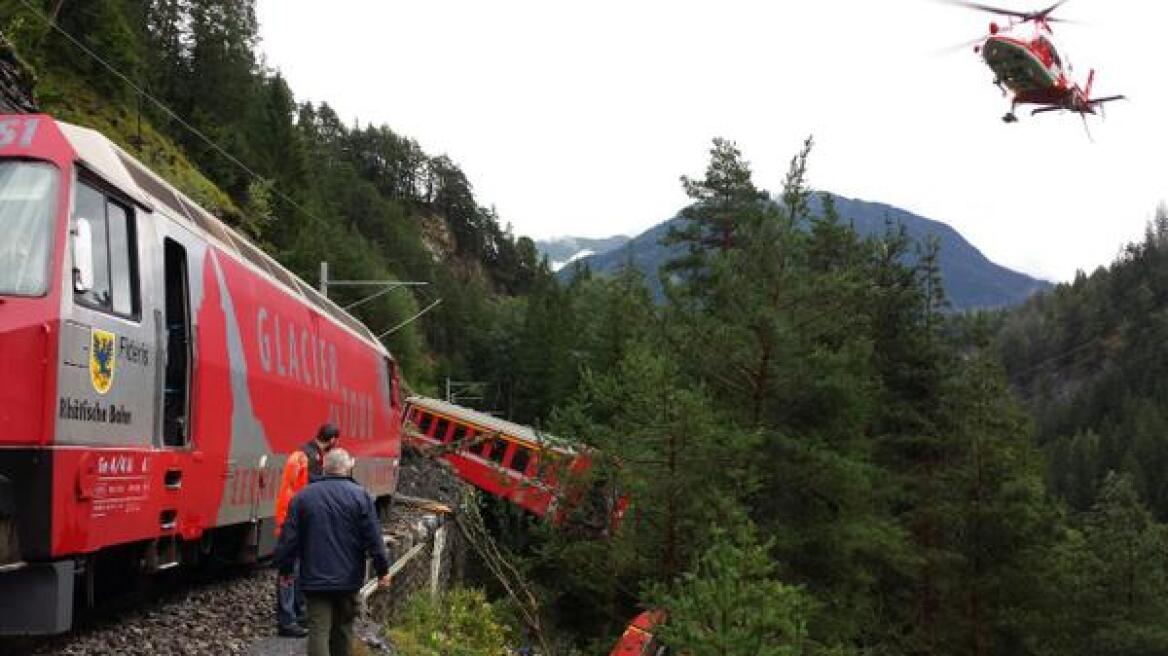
[0,35,37,113]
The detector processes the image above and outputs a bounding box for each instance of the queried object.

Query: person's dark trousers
[305,591,358,656]
[276,563,307,630]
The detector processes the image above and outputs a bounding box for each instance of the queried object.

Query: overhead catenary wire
[14,0,445,340]
[13,0,329,231]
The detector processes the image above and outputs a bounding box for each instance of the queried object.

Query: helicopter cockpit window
[1037,37,1061,68]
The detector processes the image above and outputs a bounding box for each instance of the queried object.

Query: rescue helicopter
[944,0,1124,124]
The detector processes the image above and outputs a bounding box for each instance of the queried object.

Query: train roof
[55,119,392,357]
[405,396,577,454]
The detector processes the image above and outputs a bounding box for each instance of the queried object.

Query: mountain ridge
[541,192,1051,310]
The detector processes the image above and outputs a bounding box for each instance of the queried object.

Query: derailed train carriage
[0,114,403,634]
[402,396,627,534]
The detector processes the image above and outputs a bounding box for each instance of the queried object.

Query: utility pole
[319,260,438,342]
[320,261,428,302]
[445,379,486,406]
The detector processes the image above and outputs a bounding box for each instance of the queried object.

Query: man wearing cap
[274,423,340,637]
[274,448,392,656]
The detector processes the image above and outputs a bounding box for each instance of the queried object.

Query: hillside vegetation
[998,206,1168,517]
[1,0,546,386]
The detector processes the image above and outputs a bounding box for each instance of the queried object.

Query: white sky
[256,0,1166,282]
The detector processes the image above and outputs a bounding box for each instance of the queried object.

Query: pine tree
[650,519,811,656]
[662,137,768,299]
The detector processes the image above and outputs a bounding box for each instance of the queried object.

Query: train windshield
[0,161,58,296]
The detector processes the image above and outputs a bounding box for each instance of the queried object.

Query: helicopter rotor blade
[933,0,1078,23]
[928,35,987,56]
[1035,0,1070,20]
[934,0,1038,19]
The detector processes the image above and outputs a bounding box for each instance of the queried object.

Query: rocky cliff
[0,35,36,113]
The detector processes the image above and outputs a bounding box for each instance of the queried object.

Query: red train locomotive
[402,396,627,534]
[0,115,402,634]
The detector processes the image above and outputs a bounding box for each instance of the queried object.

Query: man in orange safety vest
[274,423,340,638]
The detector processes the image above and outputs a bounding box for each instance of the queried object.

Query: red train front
[0,115,402,634]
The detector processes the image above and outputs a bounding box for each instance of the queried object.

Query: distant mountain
[557,193,1051,311]
[535,235,630,272]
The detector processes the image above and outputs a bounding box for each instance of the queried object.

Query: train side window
[73,181,139,319]
[434,418,450,442]
[509,447,531,474]
[489,439,508,465]
[452,424,467,445]
[418,412,434,435]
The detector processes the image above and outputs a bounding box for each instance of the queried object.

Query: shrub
[388,588,512,656]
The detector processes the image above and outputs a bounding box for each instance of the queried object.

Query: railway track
[0,454,465,656]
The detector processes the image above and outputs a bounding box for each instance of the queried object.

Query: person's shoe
[277,625,309,638]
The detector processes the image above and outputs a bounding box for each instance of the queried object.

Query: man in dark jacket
[274,423,341,637]
[274,448,391,656]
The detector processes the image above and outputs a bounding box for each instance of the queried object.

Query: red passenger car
[0,115,402,633]
[608,610,667,656]
[403,396,626,532]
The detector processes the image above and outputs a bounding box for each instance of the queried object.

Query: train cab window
[418,412,434,435]
[508,447,531,474]
[0,161,58,297]
[73,180,139,319]
[434,418,450,442]
[452,424,467,445]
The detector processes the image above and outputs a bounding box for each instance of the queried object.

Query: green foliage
[388,588,512,656]
[998,204,1168,518]
[529,137,1080,656]
[1025,473,1168,656]
[648,520,812,656]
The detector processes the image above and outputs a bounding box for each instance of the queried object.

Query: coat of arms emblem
[90,328,116,394]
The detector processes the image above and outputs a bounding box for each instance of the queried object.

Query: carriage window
[434,418,450,442]
[489,439,509,465]
[74,181,139,319]
[452,424,467,445]
[418,412,434,435]
[508,447,531,474]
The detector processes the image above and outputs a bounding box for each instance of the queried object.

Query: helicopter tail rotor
[1088,95,1127,106]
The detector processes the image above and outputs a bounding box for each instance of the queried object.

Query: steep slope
[561,193,1051,310]
[995,216,1168,518]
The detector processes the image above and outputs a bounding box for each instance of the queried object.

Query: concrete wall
[368,452,470,623]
